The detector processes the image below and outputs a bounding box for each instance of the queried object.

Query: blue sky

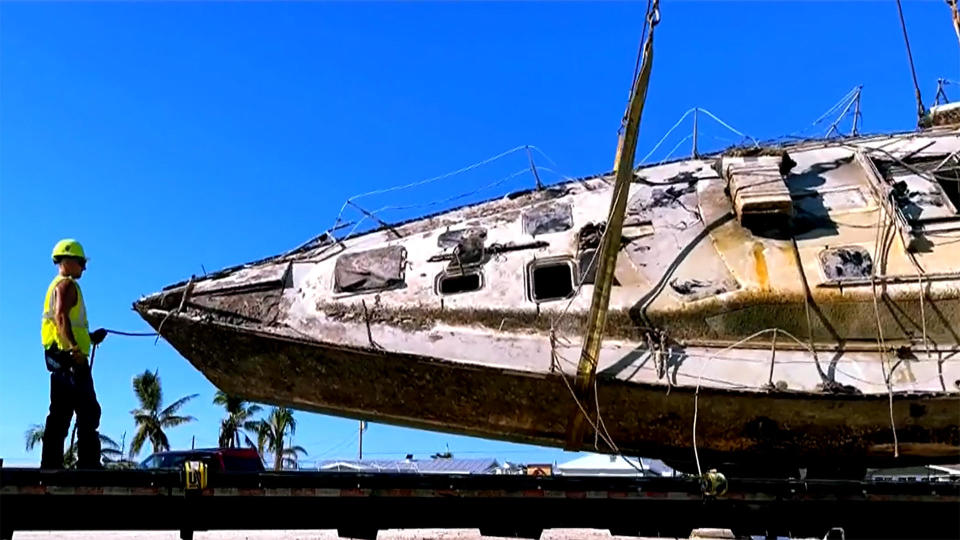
[1,1,956,468]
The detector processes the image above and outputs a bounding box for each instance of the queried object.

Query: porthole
[436,270,483,296]
[527,258,576,302]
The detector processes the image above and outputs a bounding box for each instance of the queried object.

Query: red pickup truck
[139,447,265,473]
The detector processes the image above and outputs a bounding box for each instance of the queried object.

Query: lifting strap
[564,1,660,450]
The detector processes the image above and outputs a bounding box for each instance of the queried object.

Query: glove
[69,347,88,367]
[90,328,108,345]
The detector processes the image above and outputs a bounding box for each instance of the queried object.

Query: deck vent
[720,152,796,227]
[436,271,483,295]
[527,258,576,302]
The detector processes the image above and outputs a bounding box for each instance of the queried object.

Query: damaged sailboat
[135,4,960,474]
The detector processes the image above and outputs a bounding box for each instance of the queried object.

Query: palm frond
[272,407,297,436]
[243,433,258,450]
[132,370,162,412]
[99,433,121,451]
[160,415,196,428]
[151,429,170,453]
[283,445,308,457]
[160,393,198,418]
[255,421,270,455]
[24,424,45,452]
[212,391,231,407]
[63,444,78,469]
[129,426,149,457]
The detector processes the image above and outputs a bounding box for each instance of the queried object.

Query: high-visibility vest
[41,275,90,355]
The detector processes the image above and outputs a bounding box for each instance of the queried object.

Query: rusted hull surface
[141,312,960,471]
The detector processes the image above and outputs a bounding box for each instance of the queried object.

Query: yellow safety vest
[41,275,91,355]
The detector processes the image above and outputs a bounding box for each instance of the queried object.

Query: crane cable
[895,0,926,126]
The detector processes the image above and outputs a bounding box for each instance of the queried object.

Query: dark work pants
[41,349,102,469]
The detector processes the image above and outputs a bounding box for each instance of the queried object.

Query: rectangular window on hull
[522,203,573,236]
[876,156,960,223]
[437,271,483,295]
[334,245,407,293]
[528,258,576,302]
[819,246,873,281]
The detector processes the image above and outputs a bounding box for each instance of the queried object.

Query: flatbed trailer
[2,464,958,540]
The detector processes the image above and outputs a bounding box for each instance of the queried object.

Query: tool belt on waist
[44,345,83,374]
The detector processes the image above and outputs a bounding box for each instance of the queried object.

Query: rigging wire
[894,0,926,125]
[325,144,578,246]
[638,107,758,165]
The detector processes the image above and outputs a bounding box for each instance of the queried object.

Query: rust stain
[753,242,769,290]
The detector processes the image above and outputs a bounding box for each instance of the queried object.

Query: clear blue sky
[1,1,956,467]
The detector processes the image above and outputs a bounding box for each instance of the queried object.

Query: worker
[40,239,108,469]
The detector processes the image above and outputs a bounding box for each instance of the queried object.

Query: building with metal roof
[317,457,519,475]
[555,454,675,477]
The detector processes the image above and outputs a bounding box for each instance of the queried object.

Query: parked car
[139,447,265,474]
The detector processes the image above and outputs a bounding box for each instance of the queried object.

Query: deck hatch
[721,153,795,225]
[527,258,577,302]
[334,246,407,293]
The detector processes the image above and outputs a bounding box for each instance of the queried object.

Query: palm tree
[24,424,44,453]
[99,436,123,464]
[104,432,139,469]
[129,370,198,457]
[24,424,123,468]
[213,391,262,448]
[252,407,308,470]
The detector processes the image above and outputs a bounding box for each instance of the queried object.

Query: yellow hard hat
[52,239,87,262]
